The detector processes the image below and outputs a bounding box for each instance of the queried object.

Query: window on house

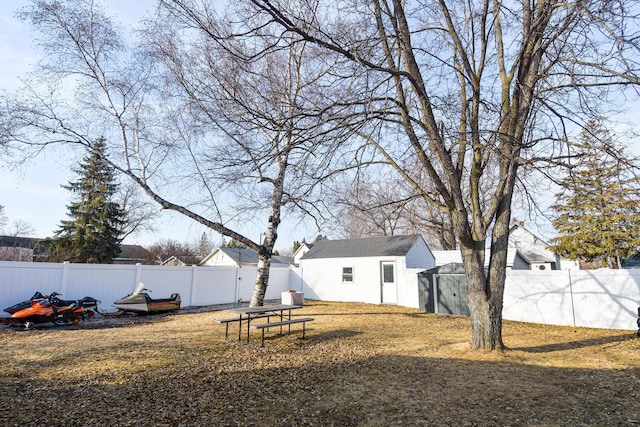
[342,267,354,283]
[382,263,395,283]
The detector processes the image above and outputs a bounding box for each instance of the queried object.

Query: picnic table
[217,304,314,346]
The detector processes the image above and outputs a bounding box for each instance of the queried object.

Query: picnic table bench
[218,304,314,346]
[251,317,314,347]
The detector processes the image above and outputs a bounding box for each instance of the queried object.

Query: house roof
[432,249,526,268]
[0,236,150,264]
[300,235,422,260]
[508,220,556,263]
[116,244,151,260]
[161,255,203,266]
[0,236,49,254]
[202,247,293,265]
[292,242,314,258]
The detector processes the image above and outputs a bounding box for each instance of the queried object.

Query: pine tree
[225,238,247,249]
[47,139,125,263]
[550,122,640,269]
[196,232,212,256]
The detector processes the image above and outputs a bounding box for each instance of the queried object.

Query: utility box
[282,291,304,306]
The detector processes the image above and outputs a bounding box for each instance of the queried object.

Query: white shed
[299,235,435,307]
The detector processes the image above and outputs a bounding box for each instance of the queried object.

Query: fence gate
[418,263,469,316]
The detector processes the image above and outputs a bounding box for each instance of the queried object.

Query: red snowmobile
[3,291,47,315]
[8,292,100,329]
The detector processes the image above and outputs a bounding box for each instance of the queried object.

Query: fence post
[190,265,197,308]
[568,269,576,327]
[433,274,439,314]
[61,261,70,296]
[134,263,142,288]
[235,267,240,304]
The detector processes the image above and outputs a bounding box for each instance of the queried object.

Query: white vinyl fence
[1,261,638,331]
[503,269,640,331]
[0,261,299,314]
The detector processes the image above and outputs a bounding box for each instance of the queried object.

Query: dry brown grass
[1,301,639,426]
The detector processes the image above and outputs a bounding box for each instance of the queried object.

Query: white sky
[0,0,315,250]
[1,1,639,250]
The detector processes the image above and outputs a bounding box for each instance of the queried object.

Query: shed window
[342,267,354,283]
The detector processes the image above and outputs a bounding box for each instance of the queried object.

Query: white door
[381,261,397,304]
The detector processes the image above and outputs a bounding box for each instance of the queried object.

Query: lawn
[1,301,639,426]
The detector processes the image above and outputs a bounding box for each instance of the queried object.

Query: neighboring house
[199,247,294,267]
[0,236,49,262]
[432,248,531,270]
[509,220,579,270]
[430,221,580,271]
[160,255,203,266]
[0,236,150,264]
[113,244,152,265]
[299,234,435,307]
[622,254,640,269]
[292,242,314,266]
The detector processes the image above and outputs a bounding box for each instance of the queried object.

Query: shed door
[381,262,397,304]
[436,274,469,315]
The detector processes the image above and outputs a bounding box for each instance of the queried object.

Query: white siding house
[299,235,435,308]
[292,242,314,266]
[432,248,531,270]
[200,247,294,267]
[509,220,580,270]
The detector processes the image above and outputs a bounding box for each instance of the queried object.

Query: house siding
[202,251,237,267]
[512,253,531,270]
[299,238,434,308]
[301,256,399,304]
[405,238,435,269]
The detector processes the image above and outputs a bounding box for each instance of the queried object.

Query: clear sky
[0,0,315,251]
[1,1,639,251]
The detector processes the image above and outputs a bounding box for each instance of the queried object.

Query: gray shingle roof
[300,235,421,259]
[218,247,293,265]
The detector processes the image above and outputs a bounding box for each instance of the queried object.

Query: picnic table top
[226,304,302,315]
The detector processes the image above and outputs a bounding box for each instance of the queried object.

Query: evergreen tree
[47,139,125,263]
[225,238,247,249]
[550,122,640,269]
[196,232,213,257]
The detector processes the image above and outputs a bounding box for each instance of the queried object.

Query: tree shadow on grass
[512,332,636,353]
[307,328,364,343]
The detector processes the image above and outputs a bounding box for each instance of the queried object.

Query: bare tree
[117,181,159,241]
[245,0,640,349]
[1,0,348,306]
[145,238,198,265]
[0,205,35,237]
[0,205,7,232]
[8,219,35,237]
[330,170,457,249]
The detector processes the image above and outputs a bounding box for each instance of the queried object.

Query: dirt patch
[1,301,638,426]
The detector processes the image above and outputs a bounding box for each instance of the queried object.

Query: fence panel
[265,266,296,300]
[504,269,640,330]
[0,261,65,307]
[569,270,640,330]
[191,267,238,306]
[503,271,575,327]
[65,263,138,310]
